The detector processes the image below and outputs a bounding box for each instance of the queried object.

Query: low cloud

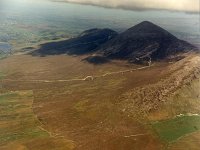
[57,0,199,13]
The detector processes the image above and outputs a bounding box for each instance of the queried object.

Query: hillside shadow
[82,56,110,64]
[29,39,111,65]
[30,39,98,57]
[30,28,118,58]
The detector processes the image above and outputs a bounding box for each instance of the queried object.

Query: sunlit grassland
[147,77,200,119]
[152,115,200,143]
[169,131,200,150]
[149,77,200,147]
[0,91,48,145]
[32,69,164,150]
[0,72,5,79]
[1,53,199,149]
[0,91,75,150]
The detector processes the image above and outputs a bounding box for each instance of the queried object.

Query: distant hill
[31,28,118,56]
[32,21,197,64]
[96,21,197,63]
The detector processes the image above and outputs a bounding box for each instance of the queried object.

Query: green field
[0,91,49,146]
[152,115,200,143]
[0,88,75,149]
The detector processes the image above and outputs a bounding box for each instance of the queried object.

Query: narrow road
[3,65,150,83]
[124,133,147,138]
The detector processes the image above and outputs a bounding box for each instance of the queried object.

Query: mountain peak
[137,21,155,26]
[97,21,196,61]
[125,21,176,39]
[130,21,161,29]
[32,21,197,63]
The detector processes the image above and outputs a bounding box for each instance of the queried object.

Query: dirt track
[2,66,150,83]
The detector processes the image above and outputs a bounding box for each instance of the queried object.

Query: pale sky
[59,0,199,13]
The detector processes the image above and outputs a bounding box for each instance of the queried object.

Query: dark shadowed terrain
[31,28,118,56]
[32,21,197,65]
[97,21,197,61]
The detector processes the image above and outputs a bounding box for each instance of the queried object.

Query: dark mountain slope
[97,21,197,62]
[31,21,197,64]
[31,28,118,56]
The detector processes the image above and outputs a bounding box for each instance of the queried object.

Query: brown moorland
[0,51,200,149]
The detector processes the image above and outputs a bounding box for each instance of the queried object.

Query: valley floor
[0,52,200,150]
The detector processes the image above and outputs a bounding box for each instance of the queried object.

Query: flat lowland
[0,52,200,150]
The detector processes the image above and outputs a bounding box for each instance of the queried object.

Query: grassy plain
[0,53,199,149]
[152,115,200,142]
[0,89,74,149]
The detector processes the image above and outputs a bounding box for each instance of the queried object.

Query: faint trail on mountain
[3,65,150,83]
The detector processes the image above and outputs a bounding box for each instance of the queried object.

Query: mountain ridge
[96,21,197,62]
[31,21,197,64]
[31,28,118,56]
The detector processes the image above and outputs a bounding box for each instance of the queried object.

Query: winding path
[3,65,150,83]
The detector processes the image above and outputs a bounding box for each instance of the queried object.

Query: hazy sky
[59,0,199,13]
